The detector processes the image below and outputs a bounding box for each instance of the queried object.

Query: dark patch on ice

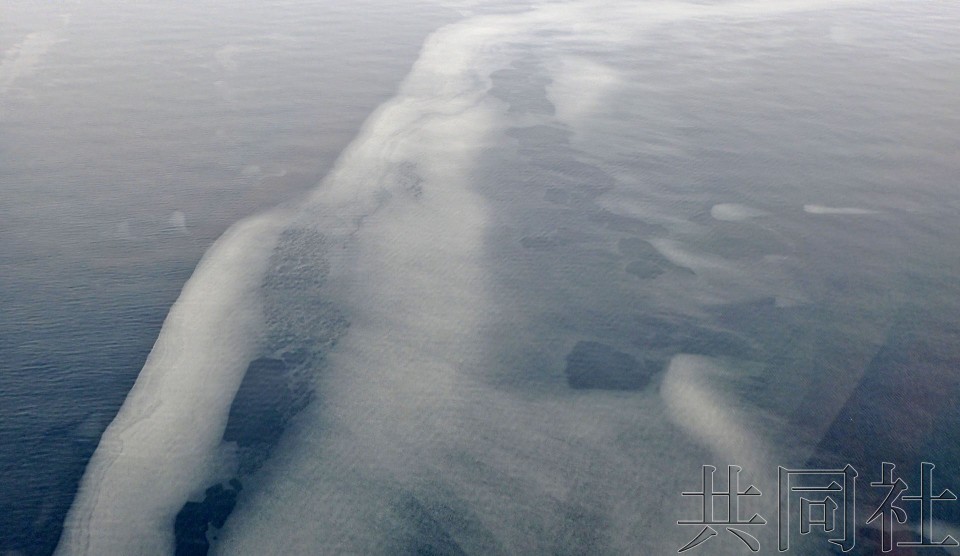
[191,226,351,553]
[624,259,666,279]
[241,226,349,474]
[173,227,351,553]
[489,56,555,116]
[223,358,289,450]
[564,341,656,390]
[221,356,321,476]
[616,237,661,259]
[174,480,242,556]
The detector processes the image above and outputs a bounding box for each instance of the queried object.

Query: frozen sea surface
[3,0,960,554]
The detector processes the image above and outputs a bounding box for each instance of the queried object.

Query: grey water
[3,1,960,555]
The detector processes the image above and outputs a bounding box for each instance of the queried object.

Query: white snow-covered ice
[58,0,919,554]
